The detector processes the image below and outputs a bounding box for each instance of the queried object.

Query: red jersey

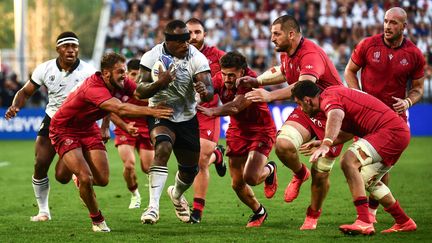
[213,68,276,133]
[320,86,407,137]
[351,34,425,111]
[51,72,136,133]
[280,38,342,90]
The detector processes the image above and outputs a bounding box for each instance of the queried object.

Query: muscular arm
[134,65,174,99]
[99,97,172,119]
[323,109,345,143]
[407,76,424,105]
[344,59,361,90]
[109,112,128,131]
[199,94,251,117]
[4,81,38,119]
[193,71,214,102]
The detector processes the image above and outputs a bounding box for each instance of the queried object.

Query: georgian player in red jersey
[292,80,417,235]
[344,7,425,220]
[186,18,227,223]
[198,51,277,227]
[236,15,343,230]
[109,59,154,209]
[49,52,172,232]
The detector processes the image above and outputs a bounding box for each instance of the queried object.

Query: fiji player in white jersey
[135,20,214,224]
[4,31,95,222]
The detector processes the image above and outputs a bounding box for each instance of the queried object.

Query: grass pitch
[0,138,431,242]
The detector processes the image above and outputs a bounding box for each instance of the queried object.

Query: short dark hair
[165,20,187,34]
[291,80,321,100]
[185,18,206,32]
[127,59,140,71]
[220,51,248,70]
[56,31,78,42]
[272,15,301,33]
[101,52,126,71]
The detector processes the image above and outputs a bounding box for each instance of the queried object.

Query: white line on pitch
[0,161,11,167]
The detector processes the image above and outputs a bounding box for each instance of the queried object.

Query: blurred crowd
[2,0,432,108]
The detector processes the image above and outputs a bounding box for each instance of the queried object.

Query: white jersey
[31,59,96,118]
[140,43,210,122]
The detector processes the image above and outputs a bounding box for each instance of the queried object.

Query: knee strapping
[367,182,391,200]
[154,134,173,147]
[312,157,335,173]
[277,125,303,150]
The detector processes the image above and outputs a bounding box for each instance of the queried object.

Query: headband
[164,32,190,42]
[56,37,79,47]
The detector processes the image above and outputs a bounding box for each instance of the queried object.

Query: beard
[109,76,123,90]
[190,39,204,50]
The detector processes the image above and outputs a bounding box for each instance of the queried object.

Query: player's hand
[157,65,175,87]
[299,140,321,156]
[101,127,111,143]
[236,76,259,89]
[194,81,208,99]
[125,121,139,137]
[149,105,173,119]
[245,88,271,103]
[197,105,214,117]
[309,144,330,163]
[392,96,409,114]
[5,106,20,120]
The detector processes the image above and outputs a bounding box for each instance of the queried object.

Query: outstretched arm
[99,97,173,119]
[194,71,214,102]
[197,94,251,117]
[5,81,38,120]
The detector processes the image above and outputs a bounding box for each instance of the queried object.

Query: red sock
[306,206,322,218]
[128,184,138,193]
[193,198,205,212]
[354,196,371,223]
[384,201,410,224]
[214,149,223,165]
[295,164,307,179]
[90,210,104,224]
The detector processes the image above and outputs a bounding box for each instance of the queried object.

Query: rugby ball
[151,54,174,82]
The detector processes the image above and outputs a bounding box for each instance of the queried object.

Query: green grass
[0,138,431,242]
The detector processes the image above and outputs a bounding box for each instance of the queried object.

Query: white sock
[173,171,192,200]
[32,176,50,215]
[148,166,168,209]
[132,189,141,198]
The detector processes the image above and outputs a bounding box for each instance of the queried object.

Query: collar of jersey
[381,33,406,50]
[289,37,305,58]
[56,58,81,73]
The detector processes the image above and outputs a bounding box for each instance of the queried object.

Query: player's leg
[300,157,335,230]
[229,156,267,227]
[276,120,312,203]
[133,146,153,209]
[191,138,216,223]
[117,144,141,208]
[142,124,175,224]
[243,151,272,186]
[31,134,56,222]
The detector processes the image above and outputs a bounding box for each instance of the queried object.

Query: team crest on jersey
[49,75,55,82]
[120,135,127,141]
[372,51,380,62]
[400,58,408,66]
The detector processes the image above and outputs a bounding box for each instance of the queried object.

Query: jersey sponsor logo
[49,75,55,82]
[388,54,393,60]
[206,130,212,136]
[305,65,313,69]
[154,118,160,125]
[310,117,323,128]
[400,58,408,66]
[372,51,380,62]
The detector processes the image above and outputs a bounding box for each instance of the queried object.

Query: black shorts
[38,114,51,137]
[147,115,200,152]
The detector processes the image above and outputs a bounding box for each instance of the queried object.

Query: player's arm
[99,97,173,119]
[134,65,174,99]
[100,115,111,143]
[392,76,425,114]
[110,112,138,136]
[310,108,345,162]
[198,94,251,117]
[344,59,361,90]
[5,80,39,120]
[193,71,214,102]
[236,66,286,88]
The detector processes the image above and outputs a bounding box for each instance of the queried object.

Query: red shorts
[365,123,410,166]
[197,112,220,143]
[226,128,275,157]
[286,107,343,158]
[49,124,106,158]
[114,128,153,150]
